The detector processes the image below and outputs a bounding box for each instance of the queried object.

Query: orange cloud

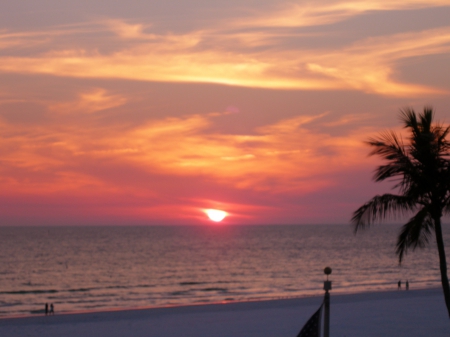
[0,111,377,198]
[238,0,450,28]
[0,19,449,96]
[105,20,152,39]
[49,88,127,114]
[305,28,450,95]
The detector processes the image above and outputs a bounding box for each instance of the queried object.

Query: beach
[1,288,448,337]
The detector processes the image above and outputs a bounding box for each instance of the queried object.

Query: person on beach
[398,280,401,289]
[50,303,54,315]
[45,303,48,316]
[406,280,409,290]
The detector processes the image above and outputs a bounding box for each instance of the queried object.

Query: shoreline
[0,285,442,321]
[1,287,448,337]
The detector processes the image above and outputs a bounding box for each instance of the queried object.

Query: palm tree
[352,107,450,317]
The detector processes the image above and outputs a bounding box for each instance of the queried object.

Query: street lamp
[323,267,332,337]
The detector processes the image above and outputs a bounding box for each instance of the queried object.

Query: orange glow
[1,1,450,225]
[204,209,228,222]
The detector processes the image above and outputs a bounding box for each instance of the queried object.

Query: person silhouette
[398,280,401,289]
[50,303,54,315]
[45,303,48,316]
[406,280,409,290]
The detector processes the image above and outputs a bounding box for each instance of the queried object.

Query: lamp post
[323,267,332,337]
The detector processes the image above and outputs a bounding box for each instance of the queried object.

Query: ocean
[0,224,448,317]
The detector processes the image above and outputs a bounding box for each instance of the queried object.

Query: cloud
[0,14,449,96]
[0,111,377,198]
[323,113,371,127]
[237,0,450,28]
[104,19,156,40]
[305,27,450,95]
[49,88,127,114]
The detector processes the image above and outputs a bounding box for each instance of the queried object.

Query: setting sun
[205,209,228,222]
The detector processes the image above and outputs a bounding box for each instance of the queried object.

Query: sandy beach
[1,288,448,337]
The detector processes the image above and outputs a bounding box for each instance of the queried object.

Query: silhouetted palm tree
[352,107,450,317]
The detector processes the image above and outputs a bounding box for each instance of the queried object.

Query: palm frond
[366,131,405,160]
[366,131,416,183]
[396,207,434,263]
[401,107,433,135]
[352,194,415,233]
[400,108,419,131]
[419,107,434,133]
[370,108,450,199]
[435,125,450,154]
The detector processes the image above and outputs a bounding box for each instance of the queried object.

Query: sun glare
[205,209,227,222]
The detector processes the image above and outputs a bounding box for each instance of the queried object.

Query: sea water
[0,224,448,317]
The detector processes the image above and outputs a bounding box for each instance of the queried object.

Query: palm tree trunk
[434,217,450,318]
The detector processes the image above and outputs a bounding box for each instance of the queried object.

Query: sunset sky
[1,1,450,226]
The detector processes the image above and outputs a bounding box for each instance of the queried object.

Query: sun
[205,209,228,222]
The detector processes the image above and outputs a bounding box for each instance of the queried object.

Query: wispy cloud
[49,88,127,114]
[305,27,450,95]
[0,12,449,96]
[239,0,450,28]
